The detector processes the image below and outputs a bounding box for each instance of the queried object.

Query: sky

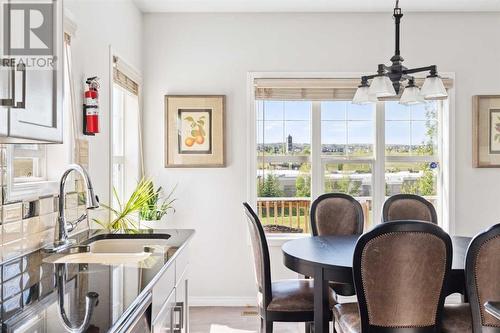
[256,100,437,146]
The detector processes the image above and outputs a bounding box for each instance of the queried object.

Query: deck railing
[257,196,437,233]
[257,197,372,233]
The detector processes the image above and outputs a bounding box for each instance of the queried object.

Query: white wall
[142,12,500,302]
[59,0,143,204]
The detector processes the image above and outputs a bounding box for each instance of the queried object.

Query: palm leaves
[94,178,159,231]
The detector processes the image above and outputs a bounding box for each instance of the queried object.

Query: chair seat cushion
[267,279,336,312]
[330,281,356,297]
[442,304,472,333]
[333,303,361,333]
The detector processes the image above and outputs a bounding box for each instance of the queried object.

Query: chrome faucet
[44,164,99,253]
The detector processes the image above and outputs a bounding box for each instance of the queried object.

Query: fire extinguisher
[83,77,100,135]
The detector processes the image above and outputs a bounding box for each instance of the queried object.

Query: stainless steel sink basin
[47,252,152,264]
[88,238,171,253]
[43,234,172,265]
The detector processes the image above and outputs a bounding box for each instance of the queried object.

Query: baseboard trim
[190,297,257,307]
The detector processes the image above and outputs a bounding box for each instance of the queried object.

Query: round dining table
[282,235,472,333]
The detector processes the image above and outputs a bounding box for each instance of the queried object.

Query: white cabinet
[152,245,190,333]
[0,0,63,143]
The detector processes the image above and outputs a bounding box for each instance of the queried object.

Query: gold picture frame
[473,95,500,167]
[165,95,225,168]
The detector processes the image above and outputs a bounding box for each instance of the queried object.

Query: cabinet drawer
[152,264,176,320]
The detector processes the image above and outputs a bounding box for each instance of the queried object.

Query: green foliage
[139,182,176,221]
[325,176,361,196]
[295,164,311,197]
[401,164,436,196]
[258,174,283,197]
[94,178,158,232]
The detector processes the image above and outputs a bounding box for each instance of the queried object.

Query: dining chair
[310,193,364,296]
[333,220,452,333]
[382,193,438,223]
[442,223,500,333]
[242,202,336,333]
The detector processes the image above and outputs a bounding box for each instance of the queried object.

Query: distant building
[286,134,293,153]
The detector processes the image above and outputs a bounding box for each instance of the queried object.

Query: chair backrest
[466,223,500,333]
[353,220,452,333]
[242,202,272,309]
[310,193,364,236]
[382,194,438,224]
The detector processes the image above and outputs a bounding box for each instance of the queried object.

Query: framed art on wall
[165,95,225,167]
[473,95,500,167]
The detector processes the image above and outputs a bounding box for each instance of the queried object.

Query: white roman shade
[254,78,453,101]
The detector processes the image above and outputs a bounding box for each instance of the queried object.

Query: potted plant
[94,178,158,232]
[139,182,176,229]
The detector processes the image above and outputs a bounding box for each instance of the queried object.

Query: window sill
[5,180,58,203]
[265,233,310,247]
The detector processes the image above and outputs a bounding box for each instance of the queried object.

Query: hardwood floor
[189,306,301,333]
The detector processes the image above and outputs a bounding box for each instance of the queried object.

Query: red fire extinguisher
[83,77,100,135]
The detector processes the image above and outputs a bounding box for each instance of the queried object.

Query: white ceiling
[133,0,500,13]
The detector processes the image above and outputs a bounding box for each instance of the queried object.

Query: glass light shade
[368,75,397,97]
[399,86,424,105]
[421,76,447,99]
[352,86,377,104]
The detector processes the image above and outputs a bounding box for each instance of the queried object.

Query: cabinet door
[7,0,63,142]
[175,273,188,333]
[153,289,176,333]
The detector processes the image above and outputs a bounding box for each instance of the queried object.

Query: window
[252,77,450,234]
[11,144,46,183]
[111,59,141,209]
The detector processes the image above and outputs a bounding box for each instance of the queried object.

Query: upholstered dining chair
[382,193,438,223]
[334,220,452,333]
[310,193,364,296]
[442,223,500,333]
[242,202,336,333]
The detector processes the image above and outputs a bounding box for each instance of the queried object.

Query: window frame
[247,72,455,238]
[109,51,143,210]
[5,144,58,202]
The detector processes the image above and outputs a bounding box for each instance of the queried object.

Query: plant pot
[138,216,170,230]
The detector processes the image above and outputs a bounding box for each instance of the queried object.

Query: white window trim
[108,47,143,209]
[246,72,456,244]
[5,145,58,202]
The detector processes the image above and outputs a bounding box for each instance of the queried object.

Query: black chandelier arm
[402,65,438,76]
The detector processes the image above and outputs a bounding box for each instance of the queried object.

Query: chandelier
[353,0,448,105]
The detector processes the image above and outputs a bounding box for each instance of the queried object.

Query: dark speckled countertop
[0,229,194,333]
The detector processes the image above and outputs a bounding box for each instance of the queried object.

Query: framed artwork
[165,95,225,167]
[473,95,500,167]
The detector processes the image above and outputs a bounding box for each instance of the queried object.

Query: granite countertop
[0,228,195,332]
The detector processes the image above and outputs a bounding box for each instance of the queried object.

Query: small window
[12,144,46,183]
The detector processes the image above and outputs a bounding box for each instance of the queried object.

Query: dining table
[282,234,472,333]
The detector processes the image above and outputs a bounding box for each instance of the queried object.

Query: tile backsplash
[0,146,89,263]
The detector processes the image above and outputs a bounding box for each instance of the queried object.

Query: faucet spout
[44,164,99,253]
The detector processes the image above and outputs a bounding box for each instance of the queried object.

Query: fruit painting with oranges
[178,109,212,154]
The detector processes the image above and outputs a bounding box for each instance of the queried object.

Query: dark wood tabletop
[283,235,471,277]
[282,234,472,333]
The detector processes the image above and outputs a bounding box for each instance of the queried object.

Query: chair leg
[260,318,273,333]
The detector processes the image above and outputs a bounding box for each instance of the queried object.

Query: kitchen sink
[43,234,172,265]
[47,252,152,264]
[88,238,171,253]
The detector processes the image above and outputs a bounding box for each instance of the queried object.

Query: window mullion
[373,102,386,225]
[311,101,322,200]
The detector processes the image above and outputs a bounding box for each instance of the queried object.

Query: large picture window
[252,78,449,234]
